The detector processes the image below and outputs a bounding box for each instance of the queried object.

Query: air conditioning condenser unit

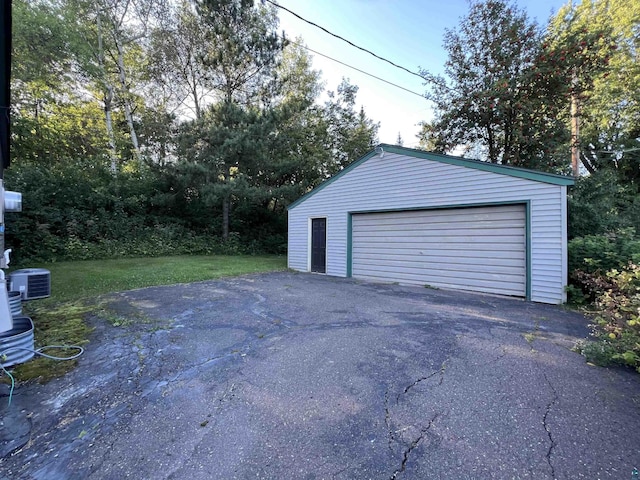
[9,268,51,300]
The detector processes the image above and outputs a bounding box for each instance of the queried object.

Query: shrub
[568,229,640,302]
[576,263,640,373]
[568,228,640,275]
[2,159,288,265]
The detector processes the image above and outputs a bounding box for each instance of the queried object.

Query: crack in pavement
[487,343,508,364]
[542,372,559,479]
[521,322,560,480]
[384,390,396,457]
[389,413,440,480]
[385,360,448,479]
[398,362,446,402]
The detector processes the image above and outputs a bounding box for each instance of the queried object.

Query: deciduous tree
[422,0,566,171]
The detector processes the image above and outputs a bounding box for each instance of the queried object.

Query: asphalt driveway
[1,272,639,479]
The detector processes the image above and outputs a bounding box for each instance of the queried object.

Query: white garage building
[287,144,574,304]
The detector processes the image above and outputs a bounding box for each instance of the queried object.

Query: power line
[265,0,444,88]
[294,41,426,99]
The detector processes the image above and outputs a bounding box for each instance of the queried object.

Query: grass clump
[5,301,95,382]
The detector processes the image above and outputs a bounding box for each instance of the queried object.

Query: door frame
[308,217,327,273]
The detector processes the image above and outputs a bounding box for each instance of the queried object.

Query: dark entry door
[311,218,326,273]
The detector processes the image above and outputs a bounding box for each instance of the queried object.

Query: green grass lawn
[3,255,286,383]
[32,254,287,303]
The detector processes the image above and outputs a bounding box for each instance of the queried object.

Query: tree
[422,0,566,170]
[323,79,379,176]
[177,0,283,239]
[65,0,165,171]
[147,0,214,120]
[260,40,327,207]
[416,120,444,152]
[197,0,282,105]
[11,0,111,164]
[545,0,639,180]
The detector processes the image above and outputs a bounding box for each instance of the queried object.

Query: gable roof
[288,143,575,210]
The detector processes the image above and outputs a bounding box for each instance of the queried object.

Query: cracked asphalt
[1,271,639,479]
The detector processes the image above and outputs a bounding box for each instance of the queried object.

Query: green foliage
[575,264,640,373]
[323,80,379,175]
[7,0,379,264]
[198,0,283,103]
[3,158,289,265]
[568,229,640,275]
[423,0,567,170]
[424,0,639,177]
[567,227,640,305]
[12,0,76,90]
[545,0,640,179]
[544,0,616,101]
[568,170,640,239]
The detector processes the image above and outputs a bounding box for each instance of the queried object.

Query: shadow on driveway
[1,272,639,479]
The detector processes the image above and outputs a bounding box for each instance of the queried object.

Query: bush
[2,159,288,265]
[568,229,640,303]
[568,229,640,275]
[575,263,640,373]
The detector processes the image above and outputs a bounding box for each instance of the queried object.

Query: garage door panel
[360,214,521,230]
[352,254,525,270]
[354,225,523,239]
[353,236,524,246]
[352,252,528,268]
[355,270,525,296]
[353,219,525,231]
[356,261,526,278]
[353,242,525,253]
[354,209,522,226]
[352,205,526,296]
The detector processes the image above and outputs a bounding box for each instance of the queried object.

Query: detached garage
[287,144,574,304]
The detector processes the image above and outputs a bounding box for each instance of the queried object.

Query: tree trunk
[222,195,230,240]
[96,13,118,174]
[104,88,118,175]
[570,92,580,177]
[487,126,497,163]
[115,38,141,159]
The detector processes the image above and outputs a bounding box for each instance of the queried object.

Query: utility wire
[294,41,426,99]
[265,0,444,88]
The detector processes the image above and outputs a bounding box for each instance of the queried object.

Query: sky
[273,0,570,147]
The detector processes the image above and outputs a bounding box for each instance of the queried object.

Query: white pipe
[0,270,13,333]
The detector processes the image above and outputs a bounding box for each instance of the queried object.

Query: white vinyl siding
[288,150,569,304]
[352,206,526,296]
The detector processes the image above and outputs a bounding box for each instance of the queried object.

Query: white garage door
[351,205,526,296]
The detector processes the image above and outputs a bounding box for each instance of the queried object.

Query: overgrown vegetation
[568,171,640,372]
[573,265,640,373]
[6,301,95,382]
[7,0,379,266]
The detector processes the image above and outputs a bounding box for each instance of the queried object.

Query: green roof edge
[288,144,574,210]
